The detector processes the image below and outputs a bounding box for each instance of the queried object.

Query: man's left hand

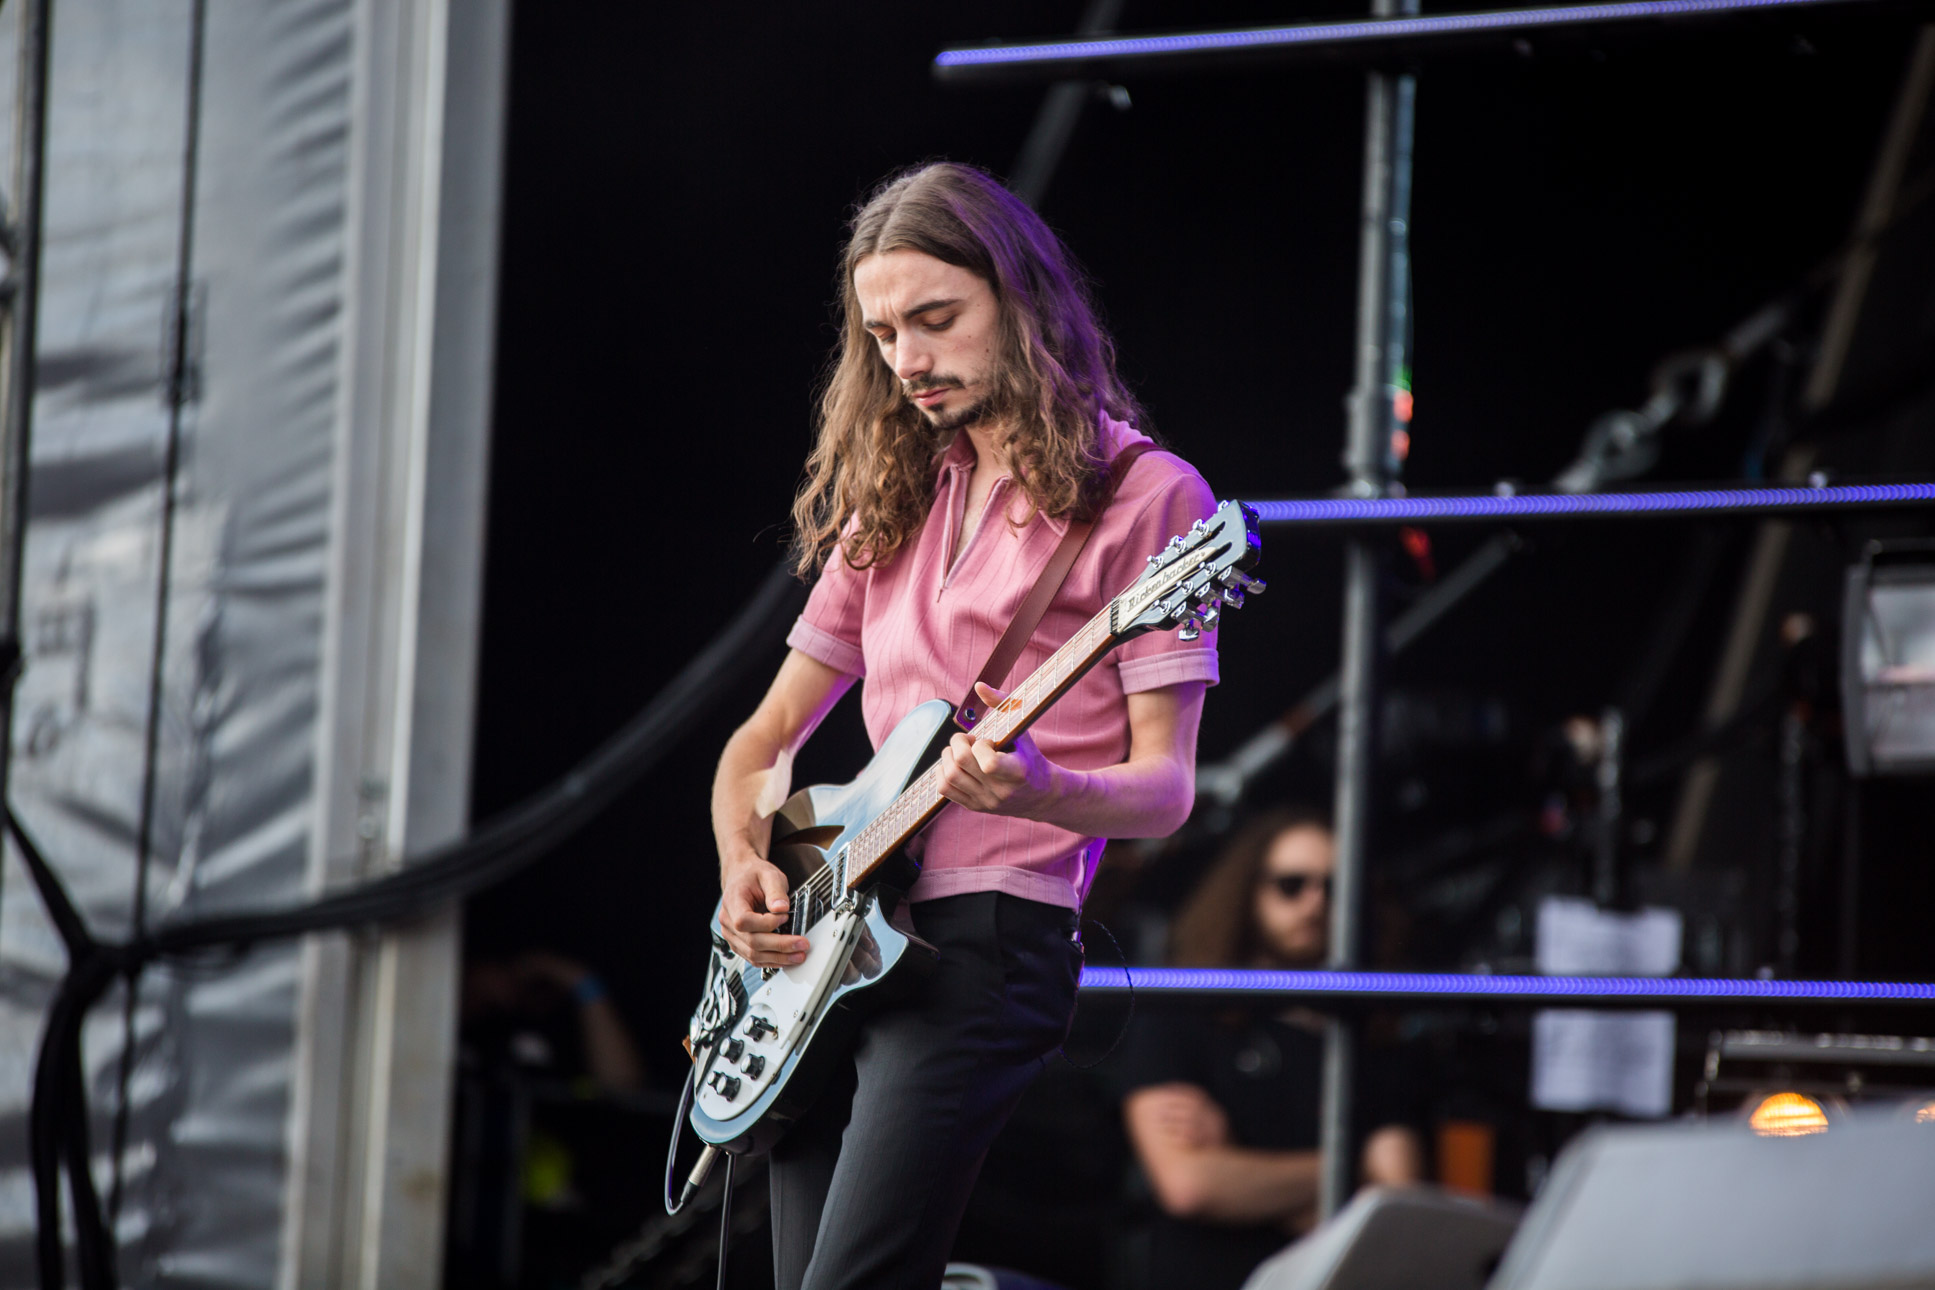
[937,682,1057,818]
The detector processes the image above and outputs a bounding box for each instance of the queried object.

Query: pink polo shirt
[785,416,1219,910]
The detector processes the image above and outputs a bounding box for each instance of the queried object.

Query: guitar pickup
[708,1071,742,1100]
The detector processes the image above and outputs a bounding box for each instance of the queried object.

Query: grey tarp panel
[0,2,356,1286]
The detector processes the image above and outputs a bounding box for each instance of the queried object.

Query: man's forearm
[1035,753,1193,839]
[1151,1145,1322,1226]
[712,723,783,876]
[711,649,855,882]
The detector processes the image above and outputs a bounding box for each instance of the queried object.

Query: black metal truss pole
[0,0,53,928]
[1321,0,1415,1220]
[1008,0,1125,210]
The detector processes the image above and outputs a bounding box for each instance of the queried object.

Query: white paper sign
[1531,897,1683,1118]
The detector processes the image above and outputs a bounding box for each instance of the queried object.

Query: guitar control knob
[709,1071,742,1100]
[723,1038,745,1061]
[746,1018,777,1041]
[742,1054,767,1078]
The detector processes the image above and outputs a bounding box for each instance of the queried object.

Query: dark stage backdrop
[466,0,1917,1074]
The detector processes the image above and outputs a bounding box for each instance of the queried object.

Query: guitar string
[838,614,1097,889]
[777,610,1112,936]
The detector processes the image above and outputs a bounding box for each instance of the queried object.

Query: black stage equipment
[1695,1029,1935,1123]
[1240,1186,1521,1290]
[1489,1115,1935,1290]
[1841,539,1935,776]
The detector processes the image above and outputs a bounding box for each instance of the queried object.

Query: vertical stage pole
[1321,0,1416,1220]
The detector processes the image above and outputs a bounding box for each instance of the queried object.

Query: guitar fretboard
[839,606,1119,892]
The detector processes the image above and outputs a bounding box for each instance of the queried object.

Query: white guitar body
[690,903,861,1122]
[686,699,953,1155]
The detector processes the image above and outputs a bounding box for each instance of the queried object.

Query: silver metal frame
[278,1,510,1285]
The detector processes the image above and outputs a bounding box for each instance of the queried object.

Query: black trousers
[768,892,1083,1290]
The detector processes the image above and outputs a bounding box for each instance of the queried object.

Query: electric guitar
[685,499,1263,1157]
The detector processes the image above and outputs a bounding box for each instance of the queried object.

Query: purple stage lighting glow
[1078,967,1935,1003]
[936,0,1874,71]
[1246,482,1935,525]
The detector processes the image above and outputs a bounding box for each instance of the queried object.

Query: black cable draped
[14,558,805,1290]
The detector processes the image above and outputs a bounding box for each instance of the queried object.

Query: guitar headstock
[1113,499,1264,641]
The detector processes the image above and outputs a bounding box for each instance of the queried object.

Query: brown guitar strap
[954,440,1156,732]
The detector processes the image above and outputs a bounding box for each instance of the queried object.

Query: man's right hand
[1134,1082,1232,1150]
[719,856,812,968]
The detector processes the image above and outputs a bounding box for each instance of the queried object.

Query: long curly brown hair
[790,162,1147,575]
[1167,807,1334,967]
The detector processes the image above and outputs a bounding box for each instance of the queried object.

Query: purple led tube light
[936,0,1883,78]
[1245,482,1935,526]
[1079,966,1935,1007]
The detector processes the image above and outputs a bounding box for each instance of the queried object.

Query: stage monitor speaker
[1241,1186,1522,1290]
[1489,1114,1935,1290]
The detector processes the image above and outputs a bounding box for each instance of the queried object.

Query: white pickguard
[694,903,865,1121]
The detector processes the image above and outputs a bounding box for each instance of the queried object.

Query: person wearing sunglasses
[1115,806,1425,1290]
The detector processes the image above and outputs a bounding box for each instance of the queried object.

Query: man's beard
[927,395,997,433]
[906,379,1001,433]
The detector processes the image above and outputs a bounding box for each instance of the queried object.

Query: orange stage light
[1749,1091,1830,1137]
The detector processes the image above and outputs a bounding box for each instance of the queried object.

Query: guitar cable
[669,942,749,1216]
[665,1064,702,1215]
[716,1155,736,1290]
[662,1060,737,1289]
[1058,917,1135,1070]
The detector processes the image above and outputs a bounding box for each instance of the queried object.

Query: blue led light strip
[1245,482,1935,525]
[937,0,1872,70]
[1079,966,1935,1002]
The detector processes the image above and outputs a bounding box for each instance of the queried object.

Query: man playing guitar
[711,161,1220,1289]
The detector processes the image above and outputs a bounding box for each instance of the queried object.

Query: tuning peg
[1239,573,1266,594]
[1220,585,1245,608]
[1200,605,1222,631]
[1177,618,1201,642]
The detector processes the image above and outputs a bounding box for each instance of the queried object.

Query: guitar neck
[840,603,1121,893]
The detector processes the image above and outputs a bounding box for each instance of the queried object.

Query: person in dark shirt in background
[1117,807,1424,1290]
[462,949,646,1094]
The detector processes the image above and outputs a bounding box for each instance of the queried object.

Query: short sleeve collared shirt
[785,415,1219,909]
